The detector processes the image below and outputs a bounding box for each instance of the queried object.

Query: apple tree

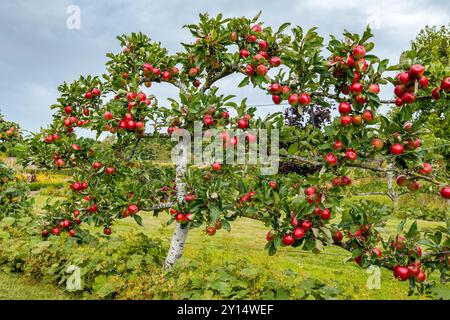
[24,13,449,292]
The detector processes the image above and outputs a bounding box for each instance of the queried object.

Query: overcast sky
[0,0,449,134]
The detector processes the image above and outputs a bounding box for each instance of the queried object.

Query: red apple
[393,266,410,281]
[390,143,404,155]
[325,153,338,166]
[293,227,305,239]
[353,45,366,59]
[419,163,432,176]
[409,64,425,78]
[282,234,295,246]
[440,186,450,199]
[298,93,311,106]
[371,138,384,151]
[396,175,408,187]
[368,84,380,94]
[338,102,351,115]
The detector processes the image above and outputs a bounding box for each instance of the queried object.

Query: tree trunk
[163,143,188,270]
[386,162,398,211]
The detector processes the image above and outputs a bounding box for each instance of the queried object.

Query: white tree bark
[163,138,189,270]
[386,162,398,211]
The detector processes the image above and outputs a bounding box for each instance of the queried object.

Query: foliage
[10,13,450,297]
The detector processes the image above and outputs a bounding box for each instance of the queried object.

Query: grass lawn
[1,193,447,300]
[0,272,74,300]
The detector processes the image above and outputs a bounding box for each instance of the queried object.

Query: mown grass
[0,273,73,300]
[2,193,446,300]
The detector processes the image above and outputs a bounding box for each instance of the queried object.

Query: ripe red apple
[269,83,282,94]
[332,177,342,187]
[298,93,311,106]
[203,115,214,126]
[338,102,351,115]
[185,194,196,202]
[211,162,222,171]
[398,72,411,85]
[418,77,429,88]
[162,71,171,81]
[251,24,263,32]
[394,84,406,97]
[402,92,416,104]
[441,77,450,92]
[293,227,305,239]
[55,159,65,167]
[352,115,362,125]
[396,175,408,187]
[238,119,249,129]
[345,149,357,161]
[314,206,322,215]
[193,79,201,87]
[415,271,426,283]
[127,204,139,215]
[272,95,281,104]
[281,86,290,94]
[393,266,410,281]
[390,143,404,155]
[320,208,331,220]
[282,234,295,246]
[371,138,384,151]
[221,111,230,119]
[369,248,381,258]
[325,153,338,166]
[355,58,368,73]
[92,88,101,96]
[269,56,281,67]
[206,226,216,236]
[353,45,366,59]
[256,64,268,76]
[419,163,432,176]
[406,263,420,277]
[332,230,343,242]
[350,82,363,94]
[103,228,112,236]
[409,64,425,78]
[341,115,352,126]
[268,181,277,190]
[68,229,76,237]
[51,227,61,236]
[41,229,49,237]
[342,176,351,186]
[440,186,450,199]
[407,181,420,191]
[246,34,257,43]
[362,110,374,123]
[64,106,72,114]
[301,220,312,231]
[287,93,299,106]
[368,84,380,94]
[305,186,316,196]
[333,140,344,151]
[239,49,250,58]
[245,64,255,76]
[175,213,185,222]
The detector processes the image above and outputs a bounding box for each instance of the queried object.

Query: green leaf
[133,214,143,226]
